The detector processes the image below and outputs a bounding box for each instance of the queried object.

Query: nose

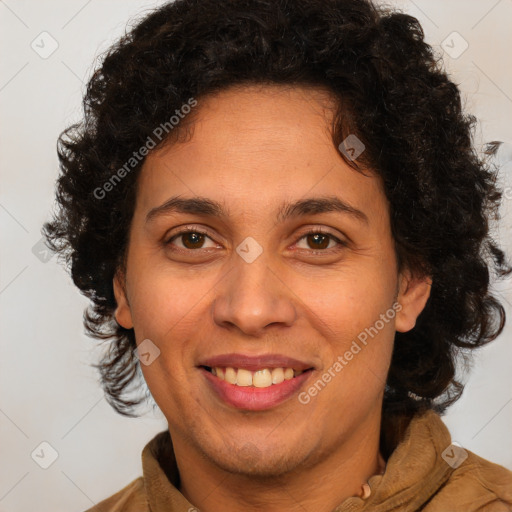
[212,252,297,337]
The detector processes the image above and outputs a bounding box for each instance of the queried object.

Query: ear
[113,271,134,329]
[395,268,432,333]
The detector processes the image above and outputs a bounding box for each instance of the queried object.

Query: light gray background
[1,1,511,511]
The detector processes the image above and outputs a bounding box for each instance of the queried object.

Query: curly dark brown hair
[44,0,511,449]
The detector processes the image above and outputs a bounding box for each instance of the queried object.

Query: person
[44,0,512,510]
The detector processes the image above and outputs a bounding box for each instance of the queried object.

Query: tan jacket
[85,410,512,511]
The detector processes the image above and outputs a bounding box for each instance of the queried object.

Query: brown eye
[295,230,344,252]
[166,229,218,251]
[306,233,331,250]
[181,232,206,249]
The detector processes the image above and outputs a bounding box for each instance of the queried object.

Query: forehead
[135,84,387,223]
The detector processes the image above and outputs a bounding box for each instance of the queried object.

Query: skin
[113,84,431,512]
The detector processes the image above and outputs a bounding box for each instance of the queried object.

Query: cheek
[126,264,215,383]
[300,282,396,417]
[131,287,199,407]
[127,258,212,340]
[295,263,397,343]
[291,261,397,405]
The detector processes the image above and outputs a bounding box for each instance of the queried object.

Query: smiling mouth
[201,366,314,388]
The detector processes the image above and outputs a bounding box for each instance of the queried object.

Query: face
[114,84,431,477]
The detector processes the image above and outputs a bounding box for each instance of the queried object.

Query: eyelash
[164,226,347,255]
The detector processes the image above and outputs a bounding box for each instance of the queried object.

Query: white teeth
[271,367,284,384]
[284,368,294,380]
[224,367,237,385]
[211,366,306,388]
[253,369,272,388]
[236,368,252,387]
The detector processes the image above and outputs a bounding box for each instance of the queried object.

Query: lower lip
[200,368,313,411]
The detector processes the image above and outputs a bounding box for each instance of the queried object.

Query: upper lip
[198,353,315,371]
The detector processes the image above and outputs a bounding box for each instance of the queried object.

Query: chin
[202,440,311,479]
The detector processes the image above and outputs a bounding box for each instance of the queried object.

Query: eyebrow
[145,195,369,225]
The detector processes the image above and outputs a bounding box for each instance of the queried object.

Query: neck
[173,410,385,512]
